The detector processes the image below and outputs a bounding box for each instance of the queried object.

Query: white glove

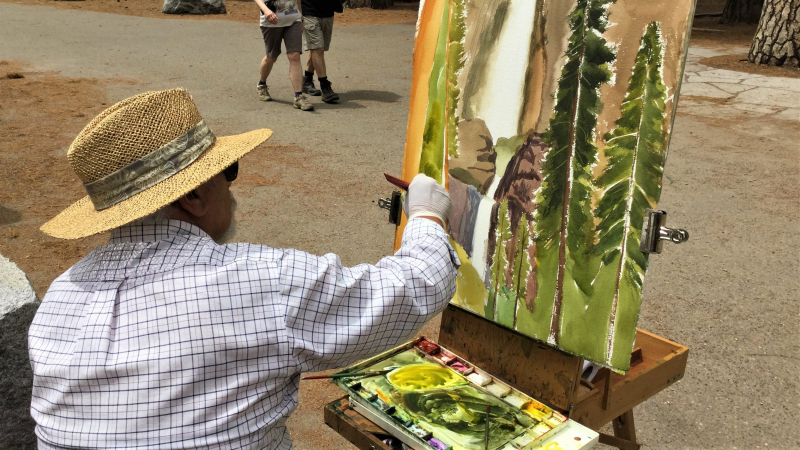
[402,173,452,225]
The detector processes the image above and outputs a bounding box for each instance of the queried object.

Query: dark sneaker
[293,94,315,111]
[257,84,272,101]
[302,76,321,96]
[320,81,339,103]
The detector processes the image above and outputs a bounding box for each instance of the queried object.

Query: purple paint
[449,361,469,372]
[427,437,449,450]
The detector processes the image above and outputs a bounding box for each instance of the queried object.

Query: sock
[318,76,330,87]
[318,76,329,83]
[304,71,314,79]
[295,92,302,98]
[258,80,266,86]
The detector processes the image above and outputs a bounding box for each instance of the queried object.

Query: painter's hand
[403,174,451,226]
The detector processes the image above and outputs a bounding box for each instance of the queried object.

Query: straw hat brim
[41,128,273,239]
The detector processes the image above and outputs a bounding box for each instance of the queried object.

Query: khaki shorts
[303,16,333,51]
[261,21,303,58]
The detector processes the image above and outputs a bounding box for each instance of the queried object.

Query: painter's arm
[281,217,459,373]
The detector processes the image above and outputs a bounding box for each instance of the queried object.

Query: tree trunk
[345,0,393,9]
[749,0,800,67]
[721,0,764,24]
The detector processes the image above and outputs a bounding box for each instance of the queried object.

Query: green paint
[511,218,531,327]
[594,22,668,369]
[418,0,452,184]
[447,0,466,159]
[531,0,616,343]
[491,200,512,323]
[493,134,528,179]
[450,239,489,317]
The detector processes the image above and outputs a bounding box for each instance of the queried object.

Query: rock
[449,119,495,195]
[162,0,226,15]
[494,133,546,229]
[447,176,482,257]
[0,253,39,449]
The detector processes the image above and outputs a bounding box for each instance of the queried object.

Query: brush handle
[384,173,410,191]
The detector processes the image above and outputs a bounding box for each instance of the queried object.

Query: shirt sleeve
[280,218,460,373]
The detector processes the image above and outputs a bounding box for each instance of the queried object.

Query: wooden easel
[324,304,688,450]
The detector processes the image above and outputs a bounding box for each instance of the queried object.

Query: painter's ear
[176,189,209,218]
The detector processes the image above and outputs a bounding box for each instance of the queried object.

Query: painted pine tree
[520,0,616,344]
[490,199,513,324]
[447,0,466,159]
[511,217,532,327]
[418,0,467,182]
[418,0,451,183]
[594,22,668,369]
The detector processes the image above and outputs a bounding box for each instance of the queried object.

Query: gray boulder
[163,0,226,14]
[0,253,39,449]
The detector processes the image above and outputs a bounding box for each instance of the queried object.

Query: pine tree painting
[593,22,668,369]
[517,0,616,349]
[400,0,695,373]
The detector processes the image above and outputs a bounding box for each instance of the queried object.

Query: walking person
[255,0,314,111]
[300,0,341,103]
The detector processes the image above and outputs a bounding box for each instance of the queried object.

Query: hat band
[83,120,216,211]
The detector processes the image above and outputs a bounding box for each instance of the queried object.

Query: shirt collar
[109,219,210,244]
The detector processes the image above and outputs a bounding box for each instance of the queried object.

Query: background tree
[748,0,799,67]
[720,0,764,24]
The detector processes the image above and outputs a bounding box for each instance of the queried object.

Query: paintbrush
[484,405,490,450]
[384,173,410,191]
[302,368,394,380]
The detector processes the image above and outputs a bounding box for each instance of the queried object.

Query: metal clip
[377,191,403,225]
[640,209,689,254]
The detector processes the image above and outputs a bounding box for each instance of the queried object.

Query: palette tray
[332,338,598,450]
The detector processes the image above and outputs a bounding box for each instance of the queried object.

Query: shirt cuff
[401,218,461,268]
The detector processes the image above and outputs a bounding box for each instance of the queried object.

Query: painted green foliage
[418,0,452,183]
[447,0,466,159]
[595,22,667,368]
[490,199,512,324]
[419,0,466,182]
[511,217,531,327]
[520,0,616,344]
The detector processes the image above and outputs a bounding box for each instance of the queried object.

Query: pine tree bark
[721,0,764,24]
[748,0,800,67]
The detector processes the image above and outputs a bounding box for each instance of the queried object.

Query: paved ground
[1,3,798,449]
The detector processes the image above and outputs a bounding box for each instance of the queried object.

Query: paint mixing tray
[332,337,598,450]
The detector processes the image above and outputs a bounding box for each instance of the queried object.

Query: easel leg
[612,409,637,443]
[597,409,640,450]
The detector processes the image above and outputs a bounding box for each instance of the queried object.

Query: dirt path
[0,0,420,25]
[1,2,799,449]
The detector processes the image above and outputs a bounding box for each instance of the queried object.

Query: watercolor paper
[400,0,696,372]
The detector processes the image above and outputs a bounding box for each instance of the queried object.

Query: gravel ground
[0,3,798,449]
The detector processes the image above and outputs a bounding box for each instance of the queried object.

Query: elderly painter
[29,88,458,449]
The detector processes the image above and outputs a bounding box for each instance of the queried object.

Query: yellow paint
[450,239,489,313]
[387,364,468,391]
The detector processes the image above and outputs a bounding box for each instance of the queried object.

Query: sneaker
[293,94,315,111]
[302,76,321,96]
[320,81,339,103]
[257,83,272,101]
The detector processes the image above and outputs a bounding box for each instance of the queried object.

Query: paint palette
[333,338,598,450]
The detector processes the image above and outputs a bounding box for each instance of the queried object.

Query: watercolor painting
[335,339,568,450]
[397,0,696,372]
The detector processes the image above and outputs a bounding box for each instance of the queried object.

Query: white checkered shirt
[29,218,458,449]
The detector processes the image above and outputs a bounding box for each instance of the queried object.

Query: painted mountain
[396,0,696,372]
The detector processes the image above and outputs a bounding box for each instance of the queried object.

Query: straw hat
[41,88,272,239]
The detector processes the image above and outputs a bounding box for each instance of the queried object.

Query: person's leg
[317,17,338,103]
[260,55,277,83]
[258,26,283,101]
[287,52,303,93]
[302,17,324,96]
[309,49,327,78]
